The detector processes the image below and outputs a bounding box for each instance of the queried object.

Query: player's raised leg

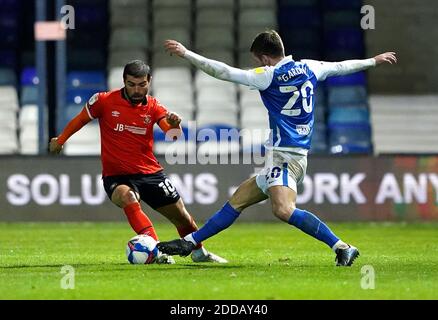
[157,177,268,256]
[111,185,159,240]
[155,199,228,263]
[269,185,359,267]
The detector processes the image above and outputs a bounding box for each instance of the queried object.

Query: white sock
[184,234,198,246]
[332,240,349,252]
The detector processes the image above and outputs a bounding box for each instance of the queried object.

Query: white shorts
[256,150,308,194]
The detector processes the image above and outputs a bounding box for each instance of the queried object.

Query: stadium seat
[312,121,327,145]
[198,49,235,66]
[0,108,17,126]
[20,68,39,86]
[195,70,237,89]
[108,67,124,90]
[68,50,106,70]
[0,86,19,109]
[152,67,192,87]
[153,28,191,50]
[241,106,269,128]
[109,50,148,69]
[0,68,16,86]
[18,104,39,155]
[154,0,191,9]
[196,26,235,51]
[239,0,276,9]
[19,104,38,127]
[237,50,257,68]
[19,124,39,155]
[111,7,149,28]
[110,0,147,10]
[323,0,362,10]
[329,124,372,154]
[197,110,238,127]
[314,104,326,123]
[196,8,234,28]
[63,124,101,156]
[67,71,106,91]
[64,104,85,124]
[328,86,368,107]
[153,86,193,106]
[66,89,97,106]
[154,7,191,28]
[152,52,191,68]
[324,10,362,28]
[20,86,38,105]
[110,28,149,51]
[281,28,321,50]
[328,107,370,125]
[240,88,262,106]
[325,29,364,53]
[74,2,108,27]
[196,0,234,9]
[0,124,18,154]
[278,0,319,7]
[197,86,238,105]
[238,27,265,50]
[239,9,277,29]
[278,8,321,28]
[327,72,366,87]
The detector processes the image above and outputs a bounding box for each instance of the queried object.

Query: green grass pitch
[0,222,437,299]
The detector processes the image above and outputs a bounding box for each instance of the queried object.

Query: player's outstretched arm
[49,107,92,154]
[164,39,254,87]
[304,52,397,81]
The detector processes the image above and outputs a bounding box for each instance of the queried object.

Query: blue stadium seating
[327,72,366,87]
[325,29,364,54]
[310,123,328,154]
[328,86,368,107]
[329,124,372,154]
[67,71,106,91]
[66,88,97,106]
[21,68,39,86]
[328,107,369,125]
[278,8,321,28]
[68,50,106,70]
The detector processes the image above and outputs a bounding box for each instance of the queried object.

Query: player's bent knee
[272,204,296,222]
[112,186,139,208]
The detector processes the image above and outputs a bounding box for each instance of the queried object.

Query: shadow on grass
[0,262,244,271]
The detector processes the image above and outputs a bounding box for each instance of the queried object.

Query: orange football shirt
[85,89,168,177]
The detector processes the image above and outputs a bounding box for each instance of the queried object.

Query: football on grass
[126,234,159,264]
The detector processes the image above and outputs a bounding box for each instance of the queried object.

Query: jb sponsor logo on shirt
[113,123,147,135]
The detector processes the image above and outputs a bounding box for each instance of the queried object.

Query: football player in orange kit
[49,60,227,264]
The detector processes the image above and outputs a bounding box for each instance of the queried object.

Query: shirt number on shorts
[269,167,282,179]
[159,179,176,196]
